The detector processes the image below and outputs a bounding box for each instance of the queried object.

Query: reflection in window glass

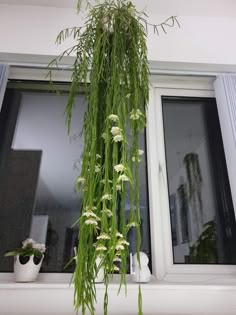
[0,84,151,272]
[162,97,236,264]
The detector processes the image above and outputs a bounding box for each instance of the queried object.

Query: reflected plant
[188,220,217,263]
[177,183,189,242]
[184,153,203,216]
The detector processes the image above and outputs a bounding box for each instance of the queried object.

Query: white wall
[0,4,236,68]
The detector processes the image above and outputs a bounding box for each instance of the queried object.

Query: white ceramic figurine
[130,252,151,283]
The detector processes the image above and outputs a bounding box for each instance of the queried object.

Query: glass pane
[162,96,236,264]
[0,85,151,272]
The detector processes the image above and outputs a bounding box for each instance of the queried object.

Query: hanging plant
[189,219,217,263]
[184,153,203,213]
[49,1,179,314]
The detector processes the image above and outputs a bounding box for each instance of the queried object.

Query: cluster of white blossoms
[116,231,123,238]
[22,238,46,254]
[114,232,129,251]
[83,207,101,226]
[127,221,137,229]
[85,219,98,226]
[101,208,113,217]
[100,179,113,184]
[95,164,101,173]
[109,231,130,271]
[118,174,130,182]
[82,210,97,218]
[76,176,86,184]
[108,114,119,122]
[130,109,144,120]
[101,193,113,201]
[22,238,35,248]
[97,233,110,240]
[113,256,122,262]
[132,149,144,162]
[116,184,121,191]
[33,243,46,253]
[114,164,125,173]
[96,245,107,251]
[114,163,130,184]
[111,126,121,136]
[111,126,123,142]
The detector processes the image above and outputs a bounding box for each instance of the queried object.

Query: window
[147,76,236,280]
[0,81,151,273]
[1,72,236,282]
[162,96,236,264]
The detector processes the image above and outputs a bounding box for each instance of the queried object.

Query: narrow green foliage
[67,1,148,313]
[138,285,143,315]
[50,1,177,314]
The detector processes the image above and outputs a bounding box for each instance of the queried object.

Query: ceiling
[0,0,236,17]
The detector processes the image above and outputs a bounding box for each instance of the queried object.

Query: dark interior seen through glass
[0,82,151,272]
[162,96,236,264]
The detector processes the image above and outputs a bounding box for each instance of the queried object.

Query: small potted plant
[5,238,46,282]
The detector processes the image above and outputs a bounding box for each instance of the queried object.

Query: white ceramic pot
[14,255,44,282]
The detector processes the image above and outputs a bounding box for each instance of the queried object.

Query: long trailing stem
[49,1,178,314]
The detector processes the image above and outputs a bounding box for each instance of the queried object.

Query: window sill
[1,273,236,315]
[1,273,236,289]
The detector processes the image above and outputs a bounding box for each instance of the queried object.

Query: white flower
[132,156,141,163]
[108,114,119,122]
[101,194,112,201]
[116,232,123,238]
[115,244,125,251]
[113,257,122,262]
[116,185,122,191]
[33,243,46,254]
[130,109,143,120]
[96,154,101,159]
[138,149,144,155]
[118,174,130,182]
[22,238,36,249]
[97,233,110,240]
[95,165,101,173]
[114,164,125,173]
[101,133,107,139]
[85,219,98,226]
[82,211,97,218]
[76,177,85,184]
[113,135,123,142]
[96,245,107,251]
[101,209,113,217]
[118,239,130,246]
[127,222,137,228]
[100,179,113,184]
[113,265,120,271]
[111,127,122,136]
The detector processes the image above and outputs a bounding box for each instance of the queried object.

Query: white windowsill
[1,272,236,290]
[1,274,236,314]
[1,272,236,288]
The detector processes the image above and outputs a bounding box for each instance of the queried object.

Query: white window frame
[1,68,236,280]
[147,75,236,281]
[1,68,236,315]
